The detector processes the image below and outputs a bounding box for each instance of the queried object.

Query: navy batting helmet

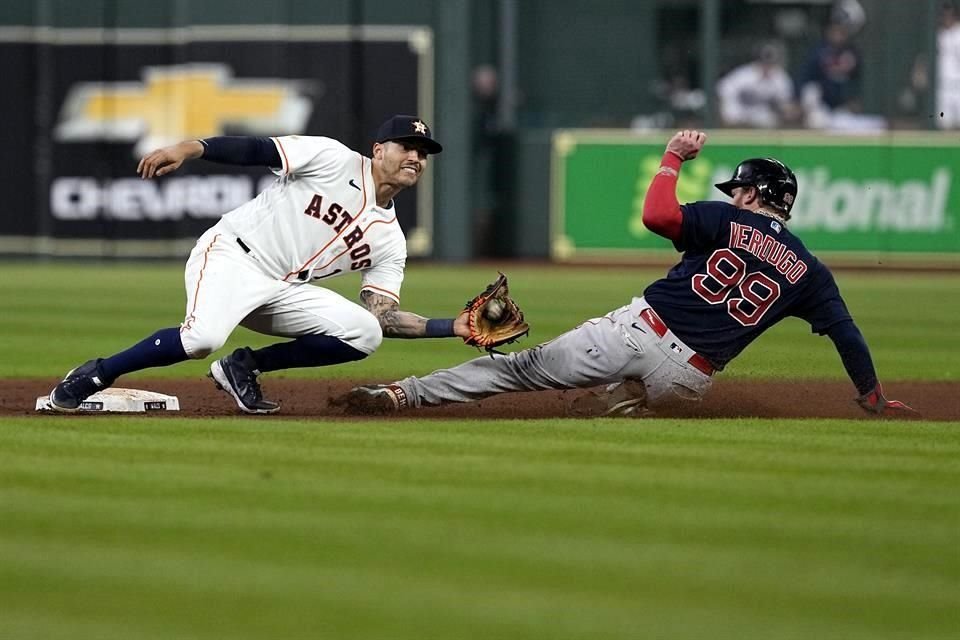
[715,158,798,217]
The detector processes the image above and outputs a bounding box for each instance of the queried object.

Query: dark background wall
[0,0,937,126]
[0,0,942,260]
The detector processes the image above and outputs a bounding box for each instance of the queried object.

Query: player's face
[376,141,429,188]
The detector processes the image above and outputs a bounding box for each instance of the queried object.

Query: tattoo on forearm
[360,290,429,338]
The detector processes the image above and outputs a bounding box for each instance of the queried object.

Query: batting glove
[855,383,918,417]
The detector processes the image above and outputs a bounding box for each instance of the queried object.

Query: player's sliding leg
[343,318,633,414]
[343,301,712,415]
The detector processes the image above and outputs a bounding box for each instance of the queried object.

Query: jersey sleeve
[792,264,853,334]
[270,136,349,178]
[360,251,406,304]
[675,201,737,252]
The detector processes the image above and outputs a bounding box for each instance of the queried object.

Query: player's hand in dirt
[665,130,707,161]
[137,140,204,179]
[855,383,919,417]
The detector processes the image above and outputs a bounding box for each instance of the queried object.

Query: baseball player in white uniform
[50,115,472,414]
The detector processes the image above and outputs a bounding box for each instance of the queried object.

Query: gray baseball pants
[394,297,713,408]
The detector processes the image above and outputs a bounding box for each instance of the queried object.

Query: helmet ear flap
[757,178,796,216]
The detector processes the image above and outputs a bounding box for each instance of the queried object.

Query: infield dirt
[3,378,957,421]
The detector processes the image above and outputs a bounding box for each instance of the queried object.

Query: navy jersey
[643,201,851,370]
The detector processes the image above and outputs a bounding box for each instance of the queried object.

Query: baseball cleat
[568,379,651,418]
[48,358,112,412]
[208,348,280,414]
[340,384,407,415]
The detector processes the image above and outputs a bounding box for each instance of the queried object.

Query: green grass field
[2,262,959,639]
[4,262,959,380]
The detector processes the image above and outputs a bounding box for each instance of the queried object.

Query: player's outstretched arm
[360,290,470,339]
[826,320,918,417]
[137,137,282,179]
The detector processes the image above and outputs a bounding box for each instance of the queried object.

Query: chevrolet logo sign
[55,63,312,155]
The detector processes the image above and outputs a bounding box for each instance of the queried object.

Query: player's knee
[346,311,383,354]
[179,325,229,359]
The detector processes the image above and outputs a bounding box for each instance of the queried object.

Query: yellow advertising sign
[55,63,312,155]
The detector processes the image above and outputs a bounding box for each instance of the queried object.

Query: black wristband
[199,136,281,167]
[425,318,456,338]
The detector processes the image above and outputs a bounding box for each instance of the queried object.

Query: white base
[36,388,181,413]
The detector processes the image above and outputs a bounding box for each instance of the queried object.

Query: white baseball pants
[179,223,382,358]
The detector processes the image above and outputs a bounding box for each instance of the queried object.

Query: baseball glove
[460,272,529,351]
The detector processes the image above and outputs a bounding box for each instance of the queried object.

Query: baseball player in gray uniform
[49,115,477,414]
[341,130,914,418]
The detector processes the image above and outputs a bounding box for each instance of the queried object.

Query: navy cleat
[49,359,112,412]
[337,384,407,415]
[208,347,280,414]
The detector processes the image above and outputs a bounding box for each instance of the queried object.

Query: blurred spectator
[830,0,867,36]
[797,19,863,128]
[897,2,960,128]
[472,64,500,142]
[716,42,799,128]
[645,32,707,129]
[470,64,501,255]
[898,53,929,117]
[633,74,705,131]
[937,2,960,128]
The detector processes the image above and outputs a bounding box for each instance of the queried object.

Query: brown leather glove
[459,272,530,352]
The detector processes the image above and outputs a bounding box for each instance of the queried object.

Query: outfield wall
[551,130,960,265]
